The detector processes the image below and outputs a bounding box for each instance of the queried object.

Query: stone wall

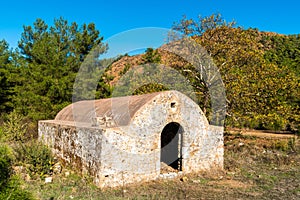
[38,91,224,188]
[39,121,103,176]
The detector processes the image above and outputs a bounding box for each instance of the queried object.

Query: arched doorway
[160,122,183,172]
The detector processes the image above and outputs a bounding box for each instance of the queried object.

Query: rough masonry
[38,90,224,187]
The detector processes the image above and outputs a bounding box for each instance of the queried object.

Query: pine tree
[14,17,107,120]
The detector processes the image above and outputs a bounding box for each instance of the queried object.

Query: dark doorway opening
[160,122,183,172]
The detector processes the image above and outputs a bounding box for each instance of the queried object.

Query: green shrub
[0,144,13,189]
[15,141,54,179]
[0,144,34,199]
[272,138,296,152]
[0,175,35,200]
[259,113,288,131]
[0,127,4,142]
[2,111,27,142]
[119,63,131,76]
[273,140,289,151]
[133,83,168,95]
[232,113,289,131]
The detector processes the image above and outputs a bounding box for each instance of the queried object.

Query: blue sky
[1,0,299,49]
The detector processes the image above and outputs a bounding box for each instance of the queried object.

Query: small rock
[65,171,70,177]
[53,162,62,174]
[238,142,244,146]
[227,171,235,175]
[13,166,24,174]
[25,174,31,182]
[192,180,201,183]
[45,177,52,183]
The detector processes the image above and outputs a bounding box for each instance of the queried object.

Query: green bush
[0,175,35,200]
[227,113,289,131]
[119,63,131,76]
[0,144,35,199]
[273,140,289,151]
[0,144,13,189]
[0,127,4,142]
[133,83,168,95]
[2,111,27,142]
[257,113,288,131]
[15,141,54,178]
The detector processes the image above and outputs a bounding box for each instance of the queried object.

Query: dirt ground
[227,127,296,138]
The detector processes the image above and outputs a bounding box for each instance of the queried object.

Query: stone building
[38,90,223,187]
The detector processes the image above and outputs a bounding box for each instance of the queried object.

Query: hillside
[105,28,300,132]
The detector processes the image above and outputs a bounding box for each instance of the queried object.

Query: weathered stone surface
[38,90,223,188]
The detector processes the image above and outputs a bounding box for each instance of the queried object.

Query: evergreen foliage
[13,17,106,120]
[0,40,14,113]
